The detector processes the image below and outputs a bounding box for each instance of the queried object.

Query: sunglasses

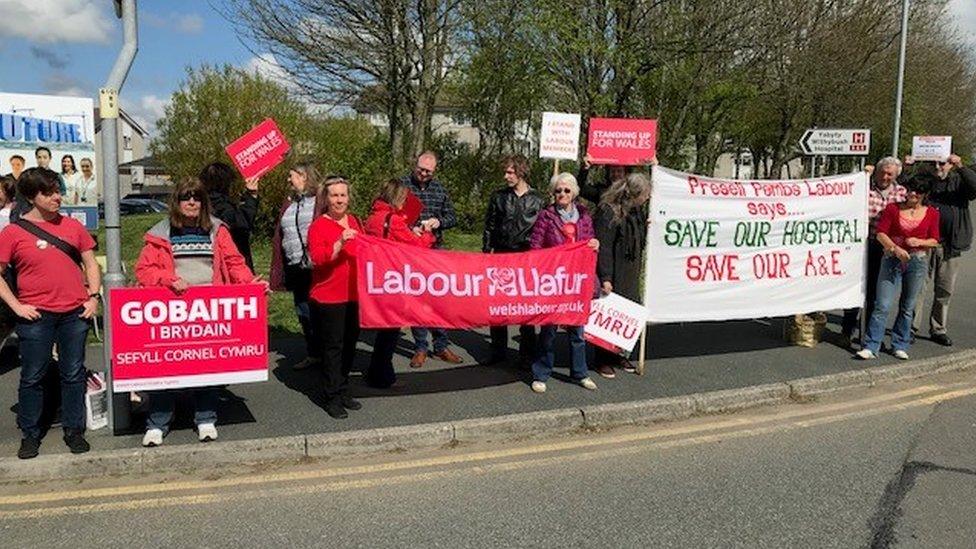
[554,188,573,195]
[178,192,203,202]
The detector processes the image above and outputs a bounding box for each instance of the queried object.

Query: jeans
[284,265,320,360]
[146,389,218,433]
[367,329,400,388]
[411,327,450,354]
[313,301,360,400]
[863,254,929,354]
[489,325,537,360]
[16,307,90,439]
[912,246,961,336]
[532,325,588,382]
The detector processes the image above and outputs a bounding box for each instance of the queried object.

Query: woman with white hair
[841,157,906,343]
[593,172,653,377]
[527,172,600,393]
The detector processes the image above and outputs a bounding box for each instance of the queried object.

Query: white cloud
[0,0,113,44]
[123,94,170,138]
[244,53,290,82]
[175,14,204,34]
[144,11,204,35]
[947,0,976,46]
[43,72,91,98]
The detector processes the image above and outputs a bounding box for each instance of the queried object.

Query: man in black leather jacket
[483,155,546,364]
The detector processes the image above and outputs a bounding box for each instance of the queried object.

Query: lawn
[98,214,481,337]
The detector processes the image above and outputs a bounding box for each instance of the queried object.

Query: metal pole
[101,0,139,434]
[892,0,910,157]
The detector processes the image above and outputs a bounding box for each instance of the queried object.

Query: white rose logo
[486,267,518,296]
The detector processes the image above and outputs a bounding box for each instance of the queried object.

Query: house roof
[94,107,150,138]
[118,155,168,175]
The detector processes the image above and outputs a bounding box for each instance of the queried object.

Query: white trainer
[531,381,547,393]
[142,428,163,447]
[893,350,909,360]
[855,349,876,360]
[198,423,218,442]
[579,377,597,390]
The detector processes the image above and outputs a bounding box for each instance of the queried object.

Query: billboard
[0,92,98,229]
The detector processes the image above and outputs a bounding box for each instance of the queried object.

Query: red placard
[110,284,269,392]
[357,235,596,328]
[586,118,657,166]
[224,118,291,179]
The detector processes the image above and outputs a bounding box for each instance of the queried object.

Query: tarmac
[2,252,975,482]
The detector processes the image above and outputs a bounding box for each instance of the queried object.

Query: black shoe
[340,395,362,411]
[325,400,348,419]
[17,437,40,460]
[931,333,953,347]
[63,432,90,454]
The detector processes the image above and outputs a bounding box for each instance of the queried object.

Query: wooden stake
[553,159,560,178]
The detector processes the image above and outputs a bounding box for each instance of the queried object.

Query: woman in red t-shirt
[857,175,940,360]
[0,168,101,459]
[307,176,363,419]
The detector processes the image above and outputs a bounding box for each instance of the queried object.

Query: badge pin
[36,240,49,250]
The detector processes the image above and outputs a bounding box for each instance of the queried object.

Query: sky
[0,0,973,148]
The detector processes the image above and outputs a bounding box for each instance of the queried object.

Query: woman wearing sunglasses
[856,172,941,361]
[134,178,263,446]
[526,172,600,393]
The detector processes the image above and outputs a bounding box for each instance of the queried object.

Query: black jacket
[920,166,976,257]
[576,165,610,204]
[209,191,259,270]
[594,202,647,302]
[482,186,546,252]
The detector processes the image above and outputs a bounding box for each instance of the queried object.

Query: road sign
[800,129,871,156]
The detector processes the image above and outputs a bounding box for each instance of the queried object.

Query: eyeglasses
[178,192,203,202]
[554,188,573,195]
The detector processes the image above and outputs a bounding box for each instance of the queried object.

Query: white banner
[539,111,581,160]
[584,293,648,354]
[645,166,868,322]
[912,135,952,162]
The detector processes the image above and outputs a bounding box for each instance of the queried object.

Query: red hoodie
[364,199,436,247]
[134,218,254,288]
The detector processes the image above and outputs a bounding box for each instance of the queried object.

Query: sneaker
[197,423,218,442]
[17,437,40,460]
[855,349,876,360]
[326,400,348,419]
[595,364,616,379]
[531,381,547,393]
[930,333,953,347]
[620,359,638,374]
[142,428,164,447]
[579,377,597,390]
[293,356,322,370]
[340,395,362,410]
[409,350,428,369]
[63,432,90,454]
[434,348,464,364]
[893,349,909,360]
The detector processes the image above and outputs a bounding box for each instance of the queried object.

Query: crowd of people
[0,149,973,459]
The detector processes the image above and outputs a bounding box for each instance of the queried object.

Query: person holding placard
[578,153,628,205]
[593,172,652,377]
[201,161,259,271]
[905,154,976,346]
[527,172,600,393]
[483,155,546,365]
[135,179,262,446]
[857,173,941,361]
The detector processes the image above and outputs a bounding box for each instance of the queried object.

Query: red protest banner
[356,235,596,328]
[586,118,657,166]
[110,284,269,392]
[224,118,291,179]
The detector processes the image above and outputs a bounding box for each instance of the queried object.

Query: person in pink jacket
[134,178,262,447]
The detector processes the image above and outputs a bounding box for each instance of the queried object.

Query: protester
[61,155,83,205]
[857,172,941,360]
[527,172,600,393]
[0,174,15,229]
[200,162,259,271]
[483,155,546,364]
[593,171,652,377]
[907,154,976,347]
[578,153,628,204]
[134,178,261,446]
[0,168,100,459]
[270,163,323,369]
[307,176,363,419]
[400,151,463,367]
[364,179,436,388]
[840,158,906,344]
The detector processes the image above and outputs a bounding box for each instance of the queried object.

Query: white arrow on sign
[800,129,871,156]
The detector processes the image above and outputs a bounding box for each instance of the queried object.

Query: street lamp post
[892,0,910,157]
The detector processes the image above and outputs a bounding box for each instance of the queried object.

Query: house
[93,107,150,199]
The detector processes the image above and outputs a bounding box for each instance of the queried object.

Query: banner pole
[553,159,560,178]
[637,166,657,376]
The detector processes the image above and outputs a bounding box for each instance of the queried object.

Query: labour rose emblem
[486,267,518,296]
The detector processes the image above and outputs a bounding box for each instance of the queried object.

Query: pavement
[1,251,976,481]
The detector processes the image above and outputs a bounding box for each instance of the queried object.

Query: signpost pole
[892,0,911,157]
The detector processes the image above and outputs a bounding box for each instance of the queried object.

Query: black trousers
[284,265,321,360]
[312,301,360,400]
[367,329,400,388]
[842,240,885,336]
[489,325,537,359]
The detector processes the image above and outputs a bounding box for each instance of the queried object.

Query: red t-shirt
[307,214,362,304]
[875,203,940,253]
[0,215,96,312]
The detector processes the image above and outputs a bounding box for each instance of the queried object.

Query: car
[119,198,168,215]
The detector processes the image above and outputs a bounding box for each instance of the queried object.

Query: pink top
[876,203,940,253]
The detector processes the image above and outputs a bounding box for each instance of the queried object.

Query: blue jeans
[863,254,929,353]
[532,325,588,382]
[411,327,450,354]
[16,307,90,439]
[146,389,218,433]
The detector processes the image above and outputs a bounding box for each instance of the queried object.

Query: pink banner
[224,118,291,179]
[110,284,269,392]
[586,117,657,165]
[356,236,596,328]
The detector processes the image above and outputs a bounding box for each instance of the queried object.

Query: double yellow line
[2,380,974,519]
